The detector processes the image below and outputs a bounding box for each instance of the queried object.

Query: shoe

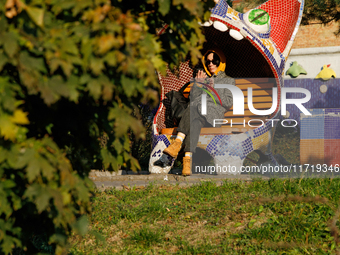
[163,139,182,158]
[153,154,172,168]
[182,156,191,176]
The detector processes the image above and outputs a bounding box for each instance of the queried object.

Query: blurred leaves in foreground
[0,0,215,253]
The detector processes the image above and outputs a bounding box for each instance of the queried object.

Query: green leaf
[24,185,51,212]
[0,147,8,163]
[104,51,117,67]
[0,52,8,71]
[60,60,74,77]
[72,215,89,236]
[40,157,55,180]
[49,234,67,247]
[87,79,102,100]
[40,78,61,105]
[26,157,41,182]
[65,75,80,102]
[14,147,35,169]
[89,57,104,76]
[25,6,45,27]
[248,219,256,228]
[62,39,79,56]
[158,0,171,16]
[81,39,92,69]
[19,51,47,73]
[2,180,16,189]
[35,189,52,212]
[72,0,93,16]
[121,76,143,97]
[3,32,19,58]
[101,148,118,171]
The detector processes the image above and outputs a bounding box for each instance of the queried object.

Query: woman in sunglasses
[162,49,235,175]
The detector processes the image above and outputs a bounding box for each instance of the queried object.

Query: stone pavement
[89,169,267,190]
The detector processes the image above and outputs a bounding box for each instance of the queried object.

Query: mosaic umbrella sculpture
[149,0,305,174]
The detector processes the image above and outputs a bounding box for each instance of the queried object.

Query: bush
[0,0,214,253]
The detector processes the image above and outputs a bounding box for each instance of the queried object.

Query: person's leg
[180,106,208,175]
[163,105,191,158]
[182,116,205,153]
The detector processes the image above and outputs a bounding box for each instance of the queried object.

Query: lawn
[69,178,340,254]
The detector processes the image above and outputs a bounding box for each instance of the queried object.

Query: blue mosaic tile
[253,124,269,138]
[241,137,254,158]
[156,134,170,147]
[284,79,340,124]
[325,109,340,114]
[152,149,162,158]
[301,109,325,139]
[325,110,340,139]
[211,0,228,18]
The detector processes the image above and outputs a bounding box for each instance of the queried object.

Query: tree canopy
[0,0,214,254]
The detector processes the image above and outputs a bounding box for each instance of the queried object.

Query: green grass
[69,178,340,254]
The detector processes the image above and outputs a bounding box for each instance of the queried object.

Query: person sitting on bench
[163,49,235,175]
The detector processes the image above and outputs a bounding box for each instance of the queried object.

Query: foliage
[129,105,154,170]
[235,0,340,36]
[302,0,340,36]
[0,0,215,254]
[70,179,340,254]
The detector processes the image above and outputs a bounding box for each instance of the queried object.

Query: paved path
[90,169,267,190]
[90,167,339,190]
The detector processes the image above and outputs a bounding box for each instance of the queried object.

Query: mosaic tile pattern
[300,139,324,165]
[324,140,340,165]
[210,0,304,82]
[300,108,340,165]
[149,134,175,173]
[197,135,215,150]
[284,78,340,122]
[300,109,325,140]
[155,62,193,132]
[242,137,254,156]
[211,0,228,19]
[325,112,340,139]
[252,132,270,151]
[259,0,301,53]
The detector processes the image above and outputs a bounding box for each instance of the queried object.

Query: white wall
[284,46,340,80]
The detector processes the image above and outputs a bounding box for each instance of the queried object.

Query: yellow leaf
[0,116,18,141]
[62,191,71,205]
[25,6,44,27]
[96,34,117,55]
[10,110,30,125]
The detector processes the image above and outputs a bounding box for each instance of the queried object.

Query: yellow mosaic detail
[197,135,214,150]
[227,8,239,20]
[261,39,274,55]
[252,132,269,152]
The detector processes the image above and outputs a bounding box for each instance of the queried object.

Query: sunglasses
[205,59,219,65]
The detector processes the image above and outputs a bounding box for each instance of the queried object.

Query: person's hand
[196,70,207,79]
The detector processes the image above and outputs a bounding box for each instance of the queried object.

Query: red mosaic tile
[259,0,301,53]
[324,139,340,165]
